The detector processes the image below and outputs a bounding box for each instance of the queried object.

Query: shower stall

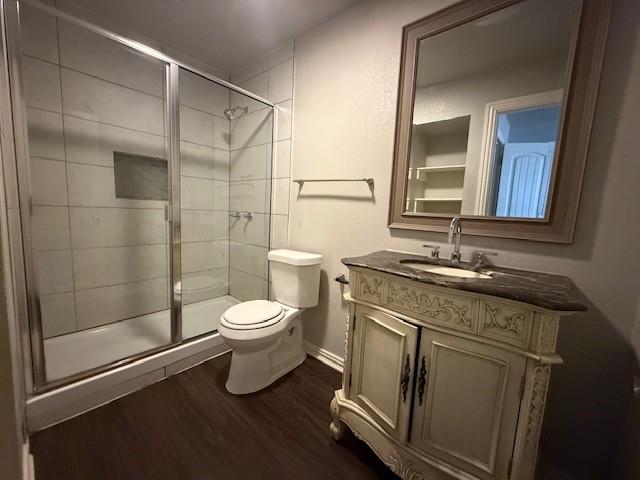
[1,0,275,393]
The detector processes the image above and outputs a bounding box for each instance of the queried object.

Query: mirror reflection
[405,0,580,218]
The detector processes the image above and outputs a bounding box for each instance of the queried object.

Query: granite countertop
[342,250,587,312]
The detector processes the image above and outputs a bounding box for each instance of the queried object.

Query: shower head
[223,106,248,120]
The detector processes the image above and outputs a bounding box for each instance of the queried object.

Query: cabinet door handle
[400,354,411,403]
[418,356,427,406]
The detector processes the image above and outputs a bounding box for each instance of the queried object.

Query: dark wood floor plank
[31,355,396,480]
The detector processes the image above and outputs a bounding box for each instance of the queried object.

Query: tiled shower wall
[228,41,293,300]
[20,4,232,338]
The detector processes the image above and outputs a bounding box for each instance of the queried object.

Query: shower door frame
[2,0,275,393]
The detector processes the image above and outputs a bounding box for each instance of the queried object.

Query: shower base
[27,295,240,431]
[44,295,240,382]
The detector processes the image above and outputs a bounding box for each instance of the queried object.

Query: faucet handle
[423,244,440,259]
[474,250,498,265]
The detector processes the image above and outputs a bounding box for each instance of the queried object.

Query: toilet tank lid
[268,249,322,266]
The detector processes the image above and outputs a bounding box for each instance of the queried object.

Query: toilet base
[225,317,306,395]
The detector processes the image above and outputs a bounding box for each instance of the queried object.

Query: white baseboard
[22,442,34,480]
[304,341,344,372]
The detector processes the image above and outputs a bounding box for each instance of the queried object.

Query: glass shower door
[18,5,176,383]
[178,67,274,340]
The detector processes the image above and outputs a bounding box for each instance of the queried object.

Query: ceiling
[56,0,361,74]
[415,0,580,88]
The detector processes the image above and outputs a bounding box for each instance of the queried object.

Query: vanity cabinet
[349,305,417,442]
[331,267,572,480]
[409,330,525,480]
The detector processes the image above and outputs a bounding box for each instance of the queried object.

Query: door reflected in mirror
[404,0,580,218]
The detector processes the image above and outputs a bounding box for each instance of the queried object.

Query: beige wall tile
[276,100,292,141]
[23,56,61,112]
[181,177,228,211]
[64,115,165,167]
[180,69,229,116]
[229,180,268,213]
[213,148,230,181]
[214,116,229,150]
[27,108,65,161]
[180,141,217,179]
[69,207,167,248]
[268,58,293,103]
[273,140,291,178]
[67,163,165,209]
[182,240,228,273]
[32,206,71,251]
[30,157,68,206]
[180,106,215,147]
[40,293,76,338]
[72,244,167,289]
[37,249,74,295]
[230,58,267,86]
[229,268,268,302]
[20,4,59,63]
[229,212,269,247]
[182,210,228,242]
[229,108,273,150]
[230,144,269,181]
[234,71,268,113]
[61,68,164,135]
[271,178,290,215]
[58,21,164,97]
[230,242,268,278]
[270,214,288,249]
[75,277,168,330]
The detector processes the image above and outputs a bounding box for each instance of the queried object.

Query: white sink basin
[402,262,491,279]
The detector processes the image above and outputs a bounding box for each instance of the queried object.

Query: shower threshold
[43,295,240,382]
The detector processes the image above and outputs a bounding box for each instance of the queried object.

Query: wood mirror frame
[388,0,612,243]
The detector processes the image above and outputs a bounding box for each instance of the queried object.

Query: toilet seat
[221,300,285,330]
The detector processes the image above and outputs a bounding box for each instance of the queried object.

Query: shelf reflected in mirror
[404,0,579,219]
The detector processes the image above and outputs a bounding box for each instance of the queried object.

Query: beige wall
[289,0,640,477]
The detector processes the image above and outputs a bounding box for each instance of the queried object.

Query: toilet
[218,249,322,394]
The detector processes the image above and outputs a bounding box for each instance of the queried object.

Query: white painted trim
[475,89,564,215]
[22,442,34,480]
[304,341,344,372]
[27,333,230,431]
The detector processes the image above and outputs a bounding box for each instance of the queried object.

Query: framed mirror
[388,0,612,243]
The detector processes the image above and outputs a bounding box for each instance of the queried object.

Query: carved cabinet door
[349,305,418,442]
[409,329,526,480]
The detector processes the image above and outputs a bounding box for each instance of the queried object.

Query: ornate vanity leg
[330,396,347,441]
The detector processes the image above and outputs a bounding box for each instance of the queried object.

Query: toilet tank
[268,249,322,308]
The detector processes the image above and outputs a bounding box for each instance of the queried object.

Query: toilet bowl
[218,249,322,394]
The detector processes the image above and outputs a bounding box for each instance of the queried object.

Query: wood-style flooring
[31,354,397,479]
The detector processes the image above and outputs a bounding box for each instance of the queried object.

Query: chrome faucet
[448,216,462,262]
